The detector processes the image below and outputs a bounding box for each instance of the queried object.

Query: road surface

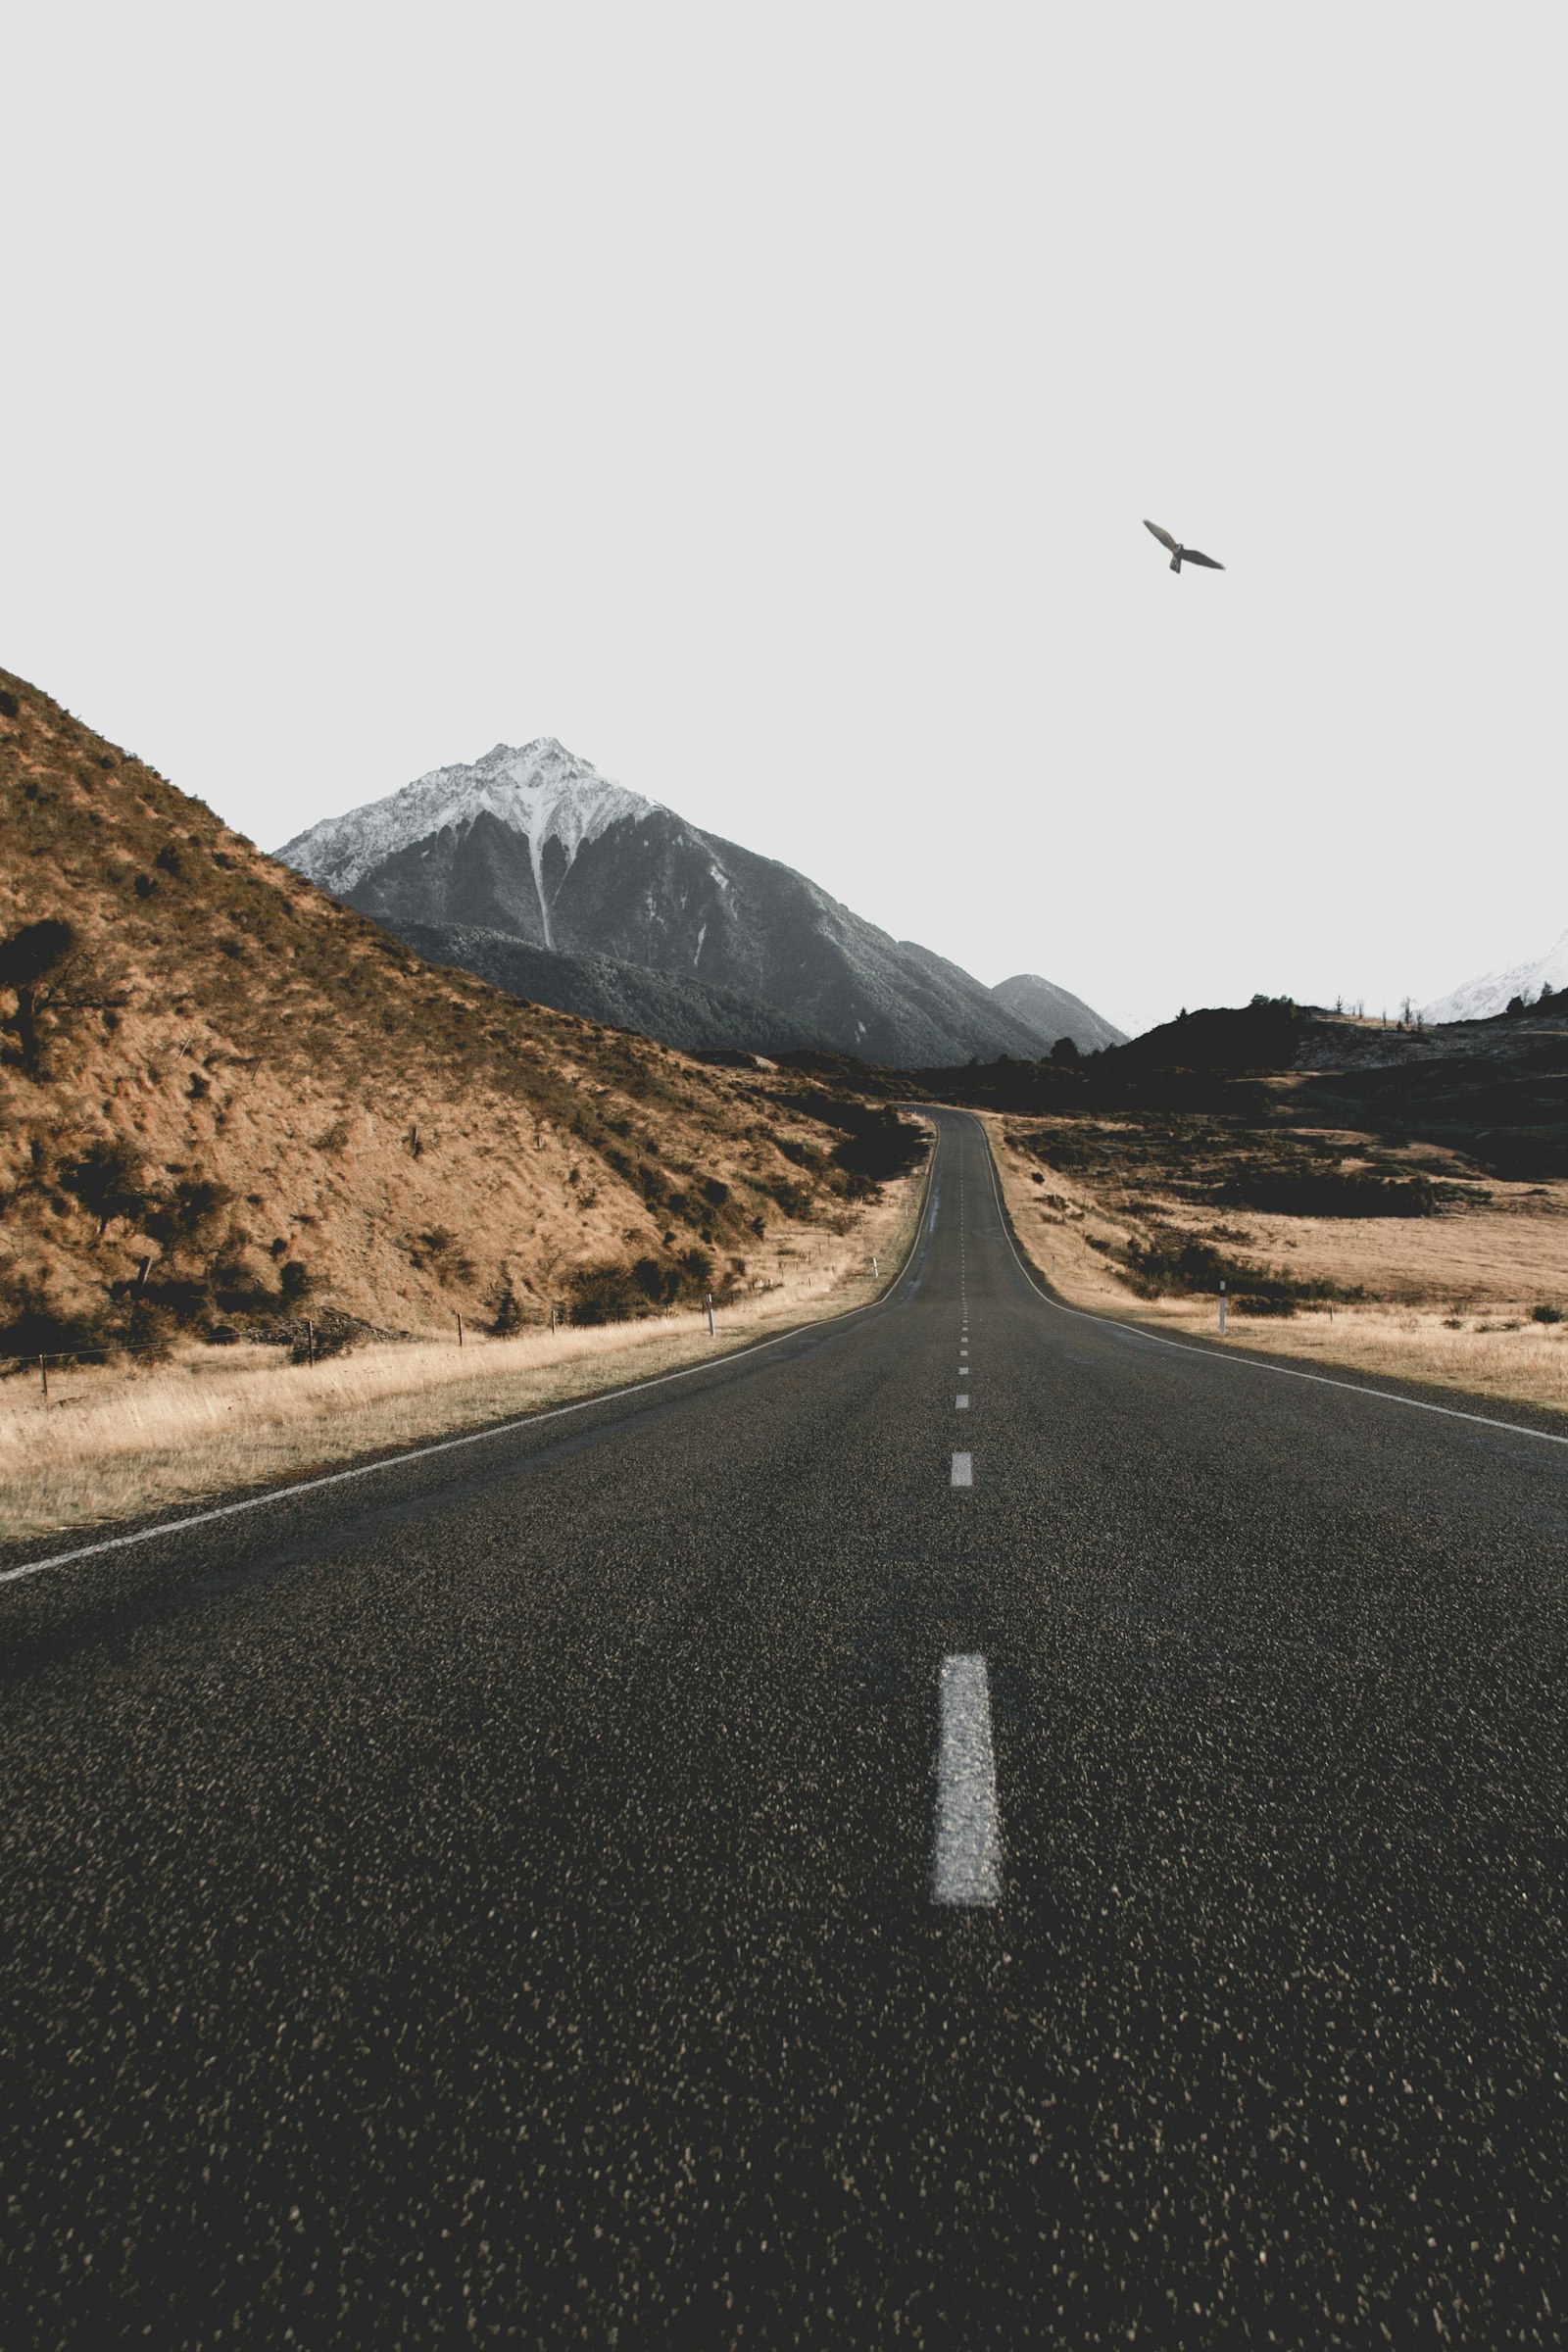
[4,1109,1566,2346]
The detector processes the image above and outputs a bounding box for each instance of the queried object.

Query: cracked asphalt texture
[4,1108,1567,2347]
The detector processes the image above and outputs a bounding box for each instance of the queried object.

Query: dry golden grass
[0,1152,928,1549]
[982,1112,1568,1420]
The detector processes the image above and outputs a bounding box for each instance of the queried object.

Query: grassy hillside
[0,668,919,1364]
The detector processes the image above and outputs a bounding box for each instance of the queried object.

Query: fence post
[457,1312,464,1348]
[39,1353,48,1398]
[1218,1282,1226,1336]
[306,1319,316,1366]
[706,1292,715,1338]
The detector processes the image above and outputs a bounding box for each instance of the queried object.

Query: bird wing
[1181,548,1225,570]
[1144,520,1179,554]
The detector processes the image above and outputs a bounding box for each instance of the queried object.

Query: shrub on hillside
[1120,1232,1359,1314]
[145,1174,236,1254]
[58,1138,151,1238]
[756,1173,815,1218]
[568,1244,717,1326]
[567,1259,651,1326]
[0,918,124,1075]
[488,1280,530,1337]
[406,1227,477,1285]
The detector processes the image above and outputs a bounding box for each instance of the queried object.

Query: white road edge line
[0,1119,952,1587]
[965,1111,1568,1452]
[951,1451,973,1488]
[933,1654,1001,1905]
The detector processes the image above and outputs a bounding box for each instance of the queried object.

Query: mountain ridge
[278,742,1119,1064]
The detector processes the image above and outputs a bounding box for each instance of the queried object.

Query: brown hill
[0,667,903,1362]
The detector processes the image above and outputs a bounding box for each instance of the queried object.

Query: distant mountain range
[1423,927,1568,1024]
[277,740,1124,1066]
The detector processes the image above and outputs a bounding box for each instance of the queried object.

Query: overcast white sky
[6,3,1563,1035]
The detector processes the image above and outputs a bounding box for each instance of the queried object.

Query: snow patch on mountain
[277,740,657,950]
[1423,927,1568,1023]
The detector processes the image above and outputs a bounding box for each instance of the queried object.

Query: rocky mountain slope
[392,923,819,1056]
[1424,927,1568,1023]
[0,670,910,1359]
[990,971,1126,1053]
[278,740,1116,1064]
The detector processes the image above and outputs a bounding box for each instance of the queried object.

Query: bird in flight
[1144,519,1224,574]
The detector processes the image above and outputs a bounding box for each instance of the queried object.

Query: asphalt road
[4,1108,1568,2348]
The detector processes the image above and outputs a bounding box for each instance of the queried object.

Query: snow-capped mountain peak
[277,740,657,902]
[274,734,1123,1064]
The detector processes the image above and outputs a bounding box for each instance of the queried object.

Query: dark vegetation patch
[772,1094,929,1196]
[566,1245,717,1326]
[1005,1112,1492,1224]
[1118,1231,1361,1317]
[1215,1167,1440,1218]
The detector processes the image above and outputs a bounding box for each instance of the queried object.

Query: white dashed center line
[956,1395,969,1409]
[933,1654,1002,1905]
[951,1450,972,1488]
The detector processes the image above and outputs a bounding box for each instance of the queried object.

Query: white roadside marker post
[1219,1280,1226,1336]
[707,1292,715,1338]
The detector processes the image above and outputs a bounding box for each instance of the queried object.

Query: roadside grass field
[985,1111,1568,1420]
[0,1158,927,1551]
